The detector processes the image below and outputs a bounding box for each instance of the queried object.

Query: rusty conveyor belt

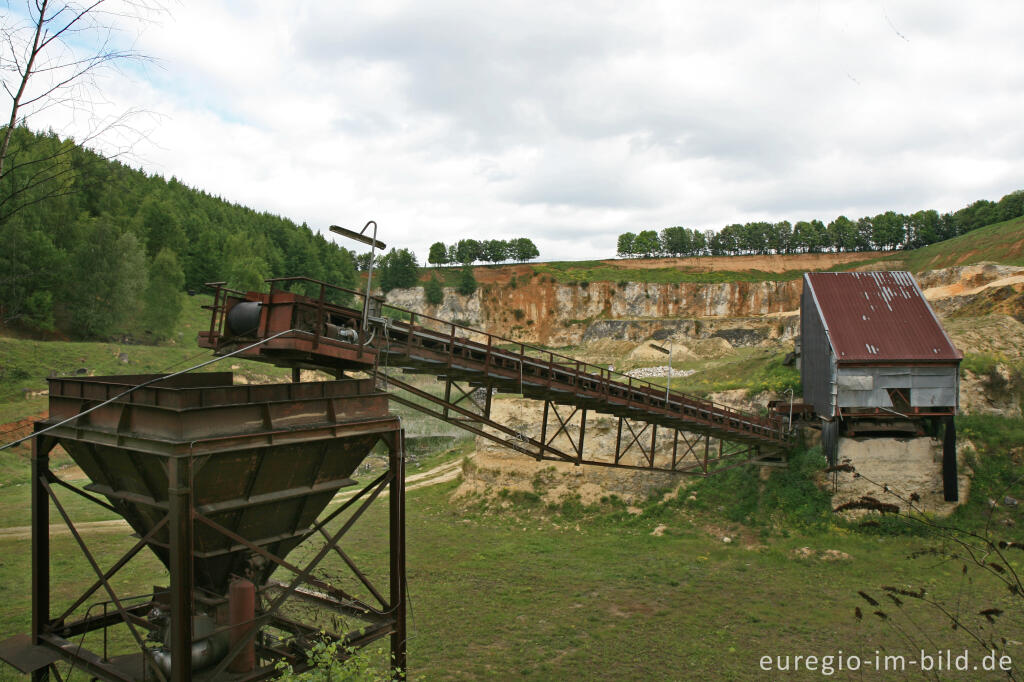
[199,278,793,472]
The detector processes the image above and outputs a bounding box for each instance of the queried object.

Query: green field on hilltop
[532,261,809,285]
[452,218,1024,285]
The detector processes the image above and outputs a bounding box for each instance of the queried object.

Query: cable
[0,329,298,452]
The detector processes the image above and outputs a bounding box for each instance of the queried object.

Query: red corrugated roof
[804,271,962,364]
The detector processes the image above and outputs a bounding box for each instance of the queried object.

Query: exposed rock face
[383,263,1023,349]
[386,264,1023,351]
[580,315,798,347]
[386,278,803,346]
[921,264,1024,320]
[916,263,1024,291]
[830,437,971,518]
[385,288,483,328]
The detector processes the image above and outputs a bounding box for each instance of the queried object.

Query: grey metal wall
[835,365,958,409]
[800,278,836,418]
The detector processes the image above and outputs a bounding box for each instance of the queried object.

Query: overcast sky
[12,1,1024,261]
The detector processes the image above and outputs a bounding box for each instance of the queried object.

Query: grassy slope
[894,215,1024,271]
[0,295,293,484]
[532,261,809,285]
[0,294,291,407]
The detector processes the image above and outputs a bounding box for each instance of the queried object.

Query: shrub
[424,275,444,305]
[457,264,477,295]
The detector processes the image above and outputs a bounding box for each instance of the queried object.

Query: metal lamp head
[330,224,386,251]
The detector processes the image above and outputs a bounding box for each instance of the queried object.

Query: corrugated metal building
[800,271,962,499]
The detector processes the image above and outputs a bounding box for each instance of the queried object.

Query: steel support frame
[26,426,407,681]
[383,371,778,476]
[440,377,491,423]
[540,401,587,465]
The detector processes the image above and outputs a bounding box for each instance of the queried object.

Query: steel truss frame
[381,371,771,475]
[23,424,406,682]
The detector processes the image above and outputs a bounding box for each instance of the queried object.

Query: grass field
[0,411,1020,679]
[531,261,810,285]
[1,436,1021,680]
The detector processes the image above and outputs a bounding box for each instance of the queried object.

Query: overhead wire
[0,329,297,452]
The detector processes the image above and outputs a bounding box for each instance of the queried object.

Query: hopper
[44,372,396,596]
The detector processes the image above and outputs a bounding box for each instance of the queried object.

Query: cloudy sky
[9,1,1024,261]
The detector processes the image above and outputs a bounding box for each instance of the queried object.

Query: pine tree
[143,248,186,341]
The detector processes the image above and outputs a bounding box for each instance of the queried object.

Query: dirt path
[922,272,1024,300]
[0,456,468,541]
[0,518,131,541]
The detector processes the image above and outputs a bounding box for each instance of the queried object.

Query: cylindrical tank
[227,301,262,336]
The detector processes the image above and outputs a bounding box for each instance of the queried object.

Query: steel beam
[167,457,194,681]
[387,429,407,678]
[31,429,53,682]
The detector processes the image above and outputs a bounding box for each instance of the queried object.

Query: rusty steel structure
[3,372,406,681]
[199,277,793,473]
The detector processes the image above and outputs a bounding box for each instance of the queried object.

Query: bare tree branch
[0,0,163,221]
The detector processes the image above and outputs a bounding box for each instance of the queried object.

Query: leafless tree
[0,0,162,220]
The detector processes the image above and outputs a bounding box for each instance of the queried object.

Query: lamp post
[330,221,386,333]
[783,387,794,432]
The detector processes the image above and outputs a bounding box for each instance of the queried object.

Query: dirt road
[0,456,468,540]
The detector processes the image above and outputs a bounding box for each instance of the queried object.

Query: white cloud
[14,0,1024,262]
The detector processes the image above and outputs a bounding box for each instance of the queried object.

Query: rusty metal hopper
[44,372,396,596]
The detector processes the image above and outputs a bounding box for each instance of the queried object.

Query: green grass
[2,475,1020,680]
[0,417,1020,679]
[953,415,1024,531]
[890,216,1024,271]
[0,294,291,408]
[534,260,810,285]
[961,352,1011,376]
[652,349,801,398]
[0,474,122,528]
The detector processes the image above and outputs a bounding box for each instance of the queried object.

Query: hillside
[881,214,1024,270]
[0,127,356,341]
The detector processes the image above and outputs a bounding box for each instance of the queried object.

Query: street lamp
[330,221,386,333]
[783,387,794,432]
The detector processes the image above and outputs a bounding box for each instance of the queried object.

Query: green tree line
[426,237,539,266]
[616,190,1024,258]
[0,126,356,340]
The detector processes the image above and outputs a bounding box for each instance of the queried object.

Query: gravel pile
[624,366,697,379]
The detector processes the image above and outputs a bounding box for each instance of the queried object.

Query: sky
[7,1,1024,262]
